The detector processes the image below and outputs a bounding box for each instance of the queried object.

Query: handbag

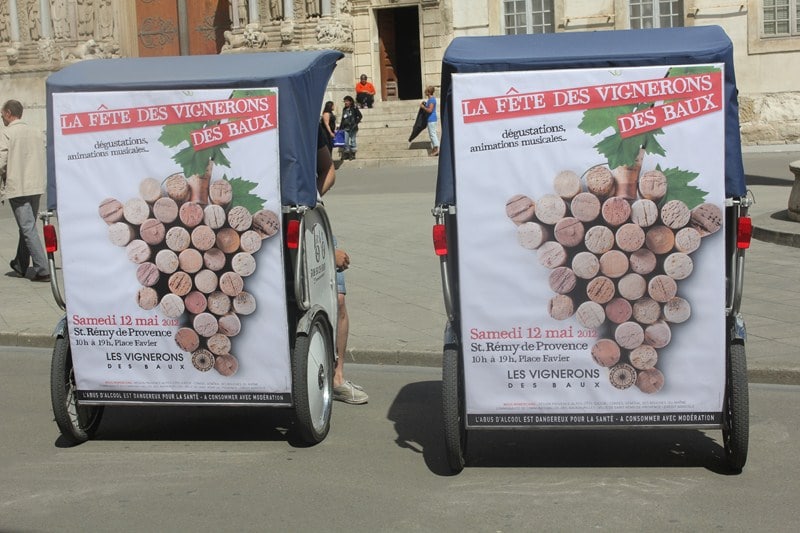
[333,129,346,147]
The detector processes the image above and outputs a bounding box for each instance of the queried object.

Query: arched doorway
[376,6,422,101]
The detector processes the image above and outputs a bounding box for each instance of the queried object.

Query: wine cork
[690,203,723,236]
[193,312,219,337]
[645,225,674,254]
[99,198,125,224]
[599,250,628,278]
[548,294,574,320]
[184,290,208,315]
[617,273,647,301]
[168,271,193,296]
[252,210,280,238]
[629,248,657,275]
[228,205,253,232]
[216,227,241,254]
[155,249,179,274]
[663,252,693,280]
[165,173,190,203]
[537,241,568,269]
[153,197,179,224]
[601,196,632,227]
[126,239,151,264]
[191,349,215,372]
[575,301,605,329]
[615,223,645,252]
[207,291,232,316]
[609,363,637,390]
[178,248,204,274]
[647,275,678,303]
[535,194,567,225]
[139,177,163,203]
[219,271,244,297]
[203,248,227,271]
[187,175,209,206]
[179,202,205,228]
[613,149,643,200]
[139,218,166,246]
[123,197,150,225]
[232,291,256,315]
[165,226,191,252]
[553,217,585,247]
[663,296,691,323]
[660,200,691,229]
[108,222,136,247]
[632,297,661,325]
[195,269,219,294]
[239,230,263,254]
[638,170,667,201]
[585,165,615,197]
[674,227,701,254]
[506,194,537,225]
[136,286,159,310]
[605,297,633,324]
[191,225,217,251]
[591,339,621,367]
[614,321,644,350]
[214,353,239,377]
[644,321,671,349]
[231,252,256,277]
[517,222,549,250]
[207,333,232,356]
[136,262,160,287]
[209,179,233,206]
[218,312,242,336]
[160,293,185,318]
[630,344,658,370]
[203,204,227,229]
[584,225,615,254]
[587,276,615,304]
[175,327,200,352]
[630,199,659,227]
[549,266,577,294]
[553,170,581,199]
[571,251,599,279]
[570,192,601,223]
[636,368,665,394]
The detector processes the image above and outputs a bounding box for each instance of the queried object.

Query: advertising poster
[52,88,291,405]
[452,65,726,427]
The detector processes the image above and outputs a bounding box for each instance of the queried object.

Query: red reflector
[433,224,447,256]
[43,224,58,253]
[286,219,300,249]
[737,217,752,249]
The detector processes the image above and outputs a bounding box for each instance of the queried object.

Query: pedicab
[42,50,343,445]
[432,26,752,473]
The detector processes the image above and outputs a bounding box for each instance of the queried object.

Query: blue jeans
[344,130,357,153]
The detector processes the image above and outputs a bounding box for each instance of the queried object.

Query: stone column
[231,0,241,28]
[789,160,800,222]
[284,0,294,19]
[39,0,52,39]
[321,0,331,17]
[249,0,259,24]
[8,0,20,42]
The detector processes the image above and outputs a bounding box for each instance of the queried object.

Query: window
[762,0,800,37]
[629,0,684,29]
[503,0,555,34]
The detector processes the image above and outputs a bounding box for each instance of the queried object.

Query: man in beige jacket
[0,99,50,282]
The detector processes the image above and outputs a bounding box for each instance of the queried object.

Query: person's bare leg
[334,293,348,387]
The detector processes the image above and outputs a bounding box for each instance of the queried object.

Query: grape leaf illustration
[657,164,707,209]
[226,176,265,213]
[580,106,666,168]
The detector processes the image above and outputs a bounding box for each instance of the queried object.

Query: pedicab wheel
[442,344,467,472]
[50,332,104,445]
[291,314,334,444]
[722,340,749,472]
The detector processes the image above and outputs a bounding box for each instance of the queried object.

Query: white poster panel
[452,65,726,427]
[52,88,291,405]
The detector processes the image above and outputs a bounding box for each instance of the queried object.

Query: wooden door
[136,0,230,57]
[377,10,398,101]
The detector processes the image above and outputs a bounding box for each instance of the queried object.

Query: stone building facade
[1,0,798,146]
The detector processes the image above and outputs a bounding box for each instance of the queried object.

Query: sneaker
[9,260,25,277]
[32,273,51,283]
[333,380,368,404]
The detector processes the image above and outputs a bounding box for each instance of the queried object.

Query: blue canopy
[435,26,746,204]
[45,49,343,210]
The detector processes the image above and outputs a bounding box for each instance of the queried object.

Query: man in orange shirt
[355,74,376,109]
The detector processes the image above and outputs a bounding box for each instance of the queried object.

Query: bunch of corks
[98,166,279,377]
[506,157,721,394]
